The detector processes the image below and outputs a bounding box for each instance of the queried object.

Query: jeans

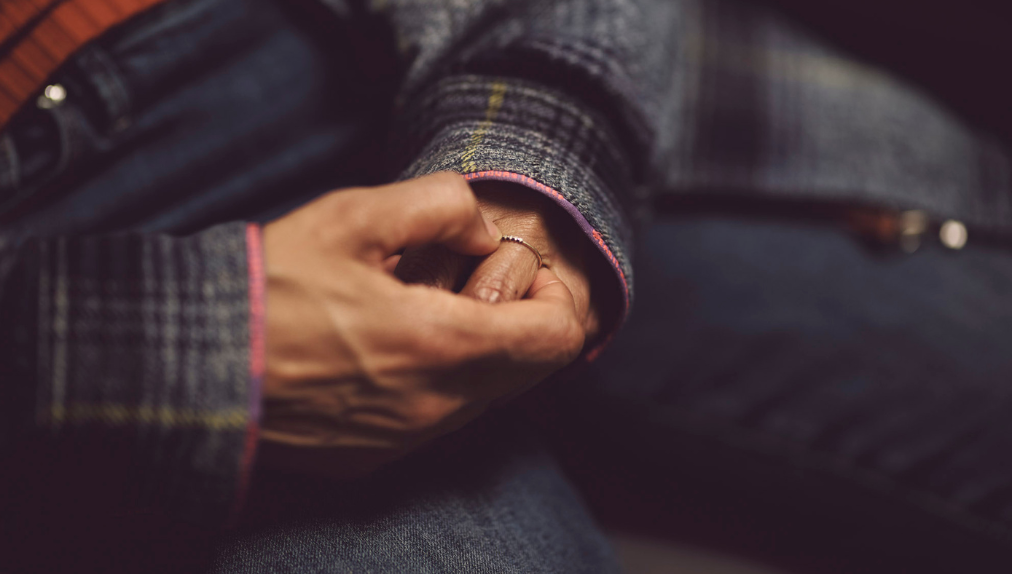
[0,0,1008,572]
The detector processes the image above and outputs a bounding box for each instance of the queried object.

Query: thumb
[346,172,501,261]
[488,267,585,366]
[526,267,576,304]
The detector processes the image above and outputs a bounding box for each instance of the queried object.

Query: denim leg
[211,413,619,574]
[550,215,1009,573]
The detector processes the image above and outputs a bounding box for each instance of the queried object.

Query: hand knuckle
[334,197,372,235]
[405,394,459,431]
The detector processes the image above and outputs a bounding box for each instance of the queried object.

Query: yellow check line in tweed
[460,80,507,173]
[47,403,249,430]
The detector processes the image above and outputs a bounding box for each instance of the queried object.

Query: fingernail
[476,287,502,304]
[485,218,502,242]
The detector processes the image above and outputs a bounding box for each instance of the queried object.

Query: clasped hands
[259,172,605,477]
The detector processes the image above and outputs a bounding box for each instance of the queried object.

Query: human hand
[395,180,616,345]
[258,173,585,477]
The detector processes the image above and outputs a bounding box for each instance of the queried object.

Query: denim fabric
[549,215,1010,573]
[211,412,620,574]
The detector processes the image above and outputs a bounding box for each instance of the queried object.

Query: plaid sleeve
[0,222,264,531]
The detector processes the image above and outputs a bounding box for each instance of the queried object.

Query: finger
[394,244,471,290]
[339,172,501,260]
[382,254,402,275]
[461,240,541,303]
[526,267,574,301]
[489,268,584,366]
[411,268,584,369]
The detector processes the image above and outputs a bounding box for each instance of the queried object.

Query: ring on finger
[499,235,545,269]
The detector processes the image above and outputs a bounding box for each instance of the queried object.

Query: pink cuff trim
[230,223,266,524]
[463,171,629,362]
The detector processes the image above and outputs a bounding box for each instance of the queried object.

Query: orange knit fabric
[0,0,166,130]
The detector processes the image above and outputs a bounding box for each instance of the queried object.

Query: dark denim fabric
[211,412,620,574]
[0,0,1008,572]
[549,216,1009,573]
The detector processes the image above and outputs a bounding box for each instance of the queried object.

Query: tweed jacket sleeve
[0,222,264,529]
[364,0,1010,342]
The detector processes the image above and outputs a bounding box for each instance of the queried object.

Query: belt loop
[69,45,133,134]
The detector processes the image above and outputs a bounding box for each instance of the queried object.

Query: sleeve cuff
[396,76,637,360]
[230,222,267,523]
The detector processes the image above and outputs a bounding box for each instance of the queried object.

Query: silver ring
[500,235,544,269]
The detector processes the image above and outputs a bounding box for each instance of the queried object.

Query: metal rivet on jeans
[939,220,967,250]
[37,84,67,109]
